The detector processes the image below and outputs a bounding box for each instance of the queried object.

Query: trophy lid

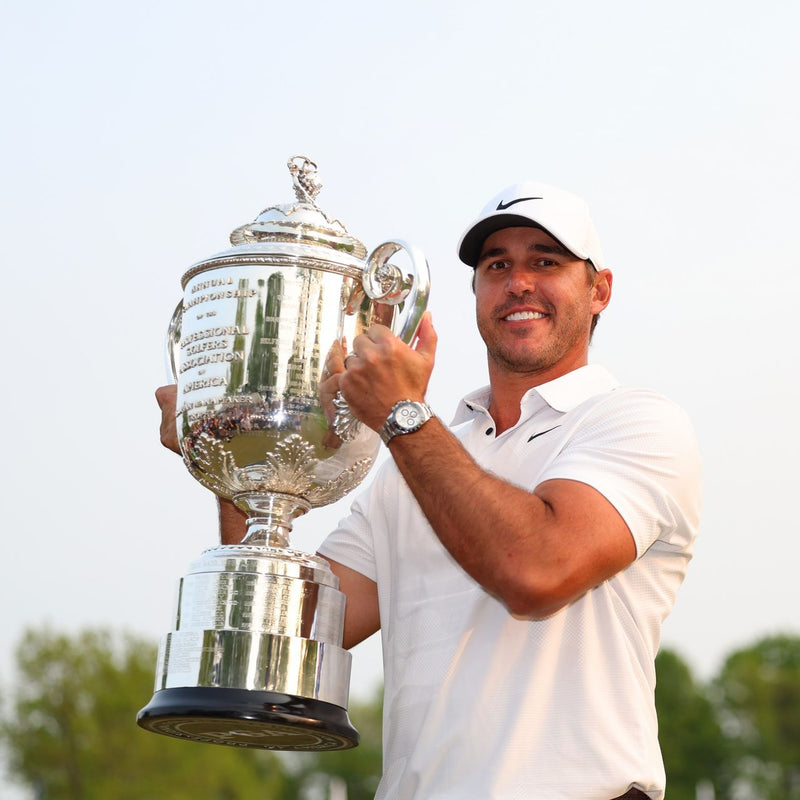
[228,156,367,259]
[181,156,369,286]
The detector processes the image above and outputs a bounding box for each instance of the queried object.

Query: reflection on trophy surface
[137,156,430,750]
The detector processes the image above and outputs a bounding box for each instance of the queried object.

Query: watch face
[395,402,425,431]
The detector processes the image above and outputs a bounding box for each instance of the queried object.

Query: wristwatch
[380,399,433,445]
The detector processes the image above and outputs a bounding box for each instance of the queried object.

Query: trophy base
[137,686,359,751]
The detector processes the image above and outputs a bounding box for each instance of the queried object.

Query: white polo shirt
[318,365,702,800]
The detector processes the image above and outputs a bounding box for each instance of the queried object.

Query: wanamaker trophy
[137,156,430,750]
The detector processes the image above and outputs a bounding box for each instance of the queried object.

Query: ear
[591,268,613,314]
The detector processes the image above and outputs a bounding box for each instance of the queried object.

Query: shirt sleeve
[538,388,702,557]
[317,462,396,582]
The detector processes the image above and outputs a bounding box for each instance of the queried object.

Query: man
[158,182,701,799]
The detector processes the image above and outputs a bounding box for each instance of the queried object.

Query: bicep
[323,557,380,650]
[526,478,636,616]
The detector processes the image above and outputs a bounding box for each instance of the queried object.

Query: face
[474,226,612,383]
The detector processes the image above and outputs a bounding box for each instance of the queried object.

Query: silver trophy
[137,156,430,750]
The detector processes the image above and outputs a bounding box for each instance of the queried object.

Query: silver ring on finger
[343,352,358,367]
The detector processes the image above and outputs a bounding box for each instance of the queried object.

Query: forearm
[328,317,634,615]
[386,417,554,612]
[385,417,634,618]
[218,498,248,544]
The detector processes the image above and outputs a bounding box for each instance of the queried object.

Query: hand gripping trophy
[137,157,430,750]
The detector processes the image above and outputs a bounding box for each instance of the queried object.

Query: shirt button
[485,427,494,436]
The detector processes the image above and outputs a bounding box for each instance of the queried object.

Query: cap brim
[458,214,548,267]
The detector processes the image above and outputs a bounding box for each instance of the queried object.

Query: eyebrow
[477,241,572,264]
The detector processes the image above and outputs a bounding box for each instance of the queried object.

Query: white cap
[457,181,605,269]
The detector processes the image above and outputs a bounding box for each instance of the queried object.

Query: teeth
[505,311,545,321]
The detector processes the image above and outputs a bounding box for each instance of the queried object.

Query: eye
[486,259,510,271]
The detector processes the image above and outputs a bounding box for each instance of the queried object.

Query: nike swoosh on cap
[496,196,543,210]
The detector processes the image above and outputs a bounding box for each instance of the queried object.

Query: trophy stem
[234,491,311,548]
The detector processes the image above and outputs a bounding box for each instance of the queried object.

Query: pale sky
[1,0,798,794]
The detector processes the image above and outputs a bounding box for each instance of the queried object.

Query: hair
[586,261,601,339]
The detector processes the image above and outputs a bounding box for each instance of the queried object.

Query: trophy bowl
[137,157,430,750]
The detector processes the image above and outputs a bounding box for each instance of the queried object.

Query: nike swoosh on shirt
[527,425,561,443]
[496,196,542,210]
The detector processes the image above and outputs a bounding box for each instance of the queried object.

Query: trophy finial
[288,155,322,204]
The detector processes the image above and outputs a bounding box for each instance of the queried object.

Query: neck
[487,357,587,435]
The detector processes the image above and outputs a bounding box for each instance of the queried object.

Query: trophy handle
[362,240,430,346]
[165,301,183,382]
[333,241,430,441]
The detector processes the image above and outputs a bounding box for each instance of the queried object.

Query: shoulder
[552,387,702,553]
[574,386,698,448]
[557,386,702,511]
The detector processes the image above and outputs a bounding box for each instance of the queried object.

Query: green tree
[712,634,800,799]
[655,648,727,799]
[0,627,288,799]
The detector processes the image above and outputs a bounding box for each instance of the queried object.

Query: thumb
[413,312,438,360]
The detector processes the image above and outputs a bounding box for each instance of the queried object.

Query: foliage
[0,628,295,798]
[712,635,800,799]
[4,626,800,799]
[655,648,728,799]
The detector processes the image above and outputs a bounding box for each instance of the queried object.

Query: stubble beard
[478,299,591,377]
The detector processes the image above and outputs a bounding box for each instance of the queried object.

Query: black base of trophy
[136,687,359,751]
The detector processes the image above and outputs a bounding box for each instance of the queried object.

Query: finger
[320,370,342,401]
[413,312,438,360]
[323,339,347,376]
[363,323,393,343]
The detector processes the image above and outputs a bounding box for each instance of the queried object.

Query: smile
[503,311,546,321]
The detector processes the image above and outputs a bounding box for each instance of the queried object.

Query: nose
[505,265,536,295]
